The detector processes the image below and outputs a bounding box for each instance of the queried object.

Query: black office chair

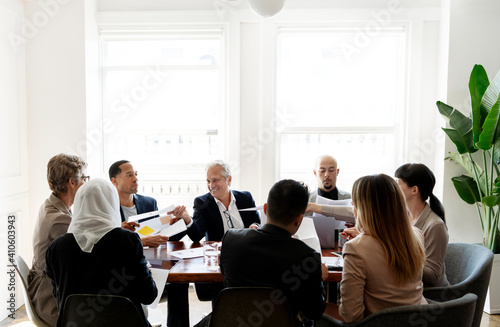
[423,243,494,327]
[59,294,148,327]
[207,287,296,327]
[316,293,477,327]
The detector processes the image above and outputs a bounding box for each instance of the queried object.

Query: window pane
[277,29,405,127]
[100,35,224,208]
[103,38,221,66]
[280,133,396,192]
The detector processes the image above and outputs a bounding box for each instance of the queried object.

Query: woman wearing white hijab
[46,178,157,327]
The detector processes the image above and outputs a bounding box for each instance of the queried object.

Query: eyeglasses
[81,175,90,182]
[223,210,234,229]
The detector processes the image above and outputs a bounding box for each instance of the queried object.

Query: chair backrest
[423,243,494,327]
[208,287,296,327]
[13,254,52,327]
[59,294,148,327]
[317,293,477,327]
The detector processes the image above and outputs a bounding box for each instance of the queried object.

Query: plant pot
[484,253,500,314]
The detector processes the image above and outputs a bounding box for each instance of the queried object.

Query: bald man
[305,155,351,250]
[309,155,351,203]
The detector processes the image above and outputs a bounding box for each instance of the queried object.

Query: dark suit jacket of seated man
[213,179,326,327]
[186,190,260,242]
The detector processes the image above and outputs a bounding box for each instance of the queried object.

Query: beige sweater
[339,232,427,322]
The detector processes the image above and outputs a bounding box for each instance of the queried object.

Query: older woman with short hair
[28,153,88,326]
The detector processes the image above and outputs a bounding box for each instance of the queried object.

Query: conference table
[144,241,343,283]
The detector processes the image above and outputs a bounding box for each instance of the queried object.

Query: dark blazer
[46,228,157,327]
[119,194,157,223]
[186,190,260,242]
[220,224,326,325]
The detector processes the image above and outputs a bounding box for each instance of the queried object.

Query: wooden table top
[144,241,342,283]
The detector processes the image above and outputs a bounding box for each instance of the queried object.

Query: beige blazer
[414,204,449,287]
[339,233,427,323]
[28,193,71,327]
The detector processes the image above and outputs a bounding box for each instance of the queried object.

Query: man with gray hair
[174,159,260,242]
[172,160,261,320]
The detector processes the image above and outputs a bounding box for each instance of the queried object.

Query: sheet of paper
[158,219,187,237]
[132,204,187,238]
[168,247,204,259]
[322,256,344,268]
[149,268,170,309]
[238,205,264,211]
[238,205,267,225]
[294,217,322,255]
[128,204,176,222]
[313,196,355,224]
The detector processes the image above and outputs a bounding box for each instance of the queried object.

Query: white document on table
[294,217,322,256]
[169,247,204,259]
[322,256,344,269]
[149,268,170,309]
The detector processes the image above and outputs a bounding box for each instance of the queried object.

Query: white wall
[440,0,500,244]
[0,0,28,320]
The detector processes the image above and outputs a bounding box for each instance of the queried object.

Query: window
[99,30,226,206]
[277,27,406,191]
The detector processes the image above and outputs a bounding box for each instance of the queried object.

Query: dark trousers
[165,283,190,327]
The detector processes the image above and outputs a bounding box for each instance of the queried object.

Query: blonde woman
[339,174,427,323]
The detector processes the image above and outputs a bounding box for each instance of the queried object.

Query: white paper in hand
[294,217,322,256]
[157,219,187,237]
[314,196,354,224]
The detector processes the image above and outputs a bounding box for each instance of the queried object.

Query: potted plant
[437,64,500,254]
[438,64,500,314]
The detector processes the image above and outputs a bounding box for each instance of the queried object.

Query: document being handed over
[128,204,187,238]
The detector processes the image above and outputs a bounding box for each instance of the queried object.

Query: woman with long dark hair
[395,163,449,287]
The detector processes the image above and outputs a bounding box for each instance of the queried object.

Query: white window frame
[92,13,241,206]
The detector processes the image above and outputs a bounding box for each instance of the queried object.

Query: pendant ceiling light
[248,0,286,18]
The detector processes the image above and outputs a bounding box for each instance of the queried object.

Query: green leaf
[483,195,500,207]
[437,101,476,154]
[481,68,500,112]
[451,175,482,204]
[448,152,488,195]
[477,98,500,150]
[469,65,490,144]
